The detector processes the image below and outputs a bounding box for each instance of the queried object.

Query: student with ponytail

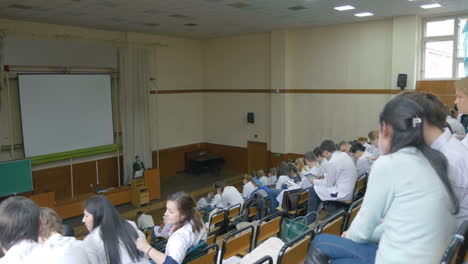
[136,192,207,264]
[306,96,458,264]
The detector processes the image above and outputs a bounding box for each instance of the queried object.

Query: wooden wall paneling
[119,155,124,187]
[29,191,55,208]
[55,187,131,219]
[438,95,457,107]
[72,161,97,196]
[144,168,160,200]
[416,80,456,108]
[269,152,303,169]
[97,157,118,188]
[204,143,248,173]
[32,165,71,201]
[157,143,202,180]
[416,80,455,93]
[247,141,269,173]
[152,151,158,169]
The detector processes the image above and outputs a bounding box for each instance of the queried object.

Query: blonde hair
[294,158,307,172]
[455,77,468,96]
[39,207,64,240]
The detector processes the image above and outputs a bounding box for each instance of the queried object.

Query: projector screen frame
[17,73,116,158]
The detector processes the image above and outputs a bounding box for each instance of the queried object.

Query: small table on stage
[187,152,225,175]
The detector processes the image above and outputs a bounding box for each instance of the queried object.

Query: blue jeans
[307,186,321,223]
[309,234,378,264]
[267,189,282,214]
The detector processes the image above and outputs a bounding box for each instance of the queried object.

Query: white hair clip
[412,117,422,128]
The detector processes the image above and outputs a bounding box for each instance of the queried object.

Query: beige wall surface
[1,16,421,164]
[151,93,204,150]
[203,33,271,91]
[203,93,271,148]
[287,93,391,153]
[203,33,271,148]
[287,19,394,91]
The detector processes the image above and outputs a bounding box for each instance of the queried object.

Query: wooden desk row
[29,168,160,219]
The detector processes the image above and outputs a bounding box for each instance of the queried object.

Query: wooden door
[247,141,268,173]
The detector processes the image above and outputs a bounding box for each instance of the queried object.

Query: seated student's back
[39,207,95,264]
[0,196,42,264]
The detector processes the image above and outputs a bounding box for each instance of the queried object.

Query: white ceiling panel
[0,0,467,38]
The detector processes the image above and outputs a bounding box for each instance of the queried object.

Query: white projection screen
[18,74,114,157]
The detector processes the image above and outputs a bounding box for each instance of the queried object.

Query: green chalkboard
[0,160,33,197]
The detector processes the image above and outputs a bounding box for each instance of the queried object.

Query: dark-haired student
[402,91,468,229]
[82,195,149,264]
[135,192,207,264]
[306,96,458,264]
[313,146,329,169]
[0,196,92,264]
[301,152,324,189]
[306,139,357,223]
[349,141,372,177]
[0,196,43,264]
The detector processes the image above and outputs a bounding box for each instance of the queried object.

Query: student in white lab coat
[137,211,155,231]
[306,140,358,223]
[211,182,244,209]
[0,196,44,264]
[364,130,382,161]
[301,151,324,189]
[39,207,96,264]
[135,192,207,264]
[242,174,258,199]
[349,141,372,178]
[267,168,278,186]
[82,195,149,264]
[455,77,468,147]
[307,95,458,264]
[258,169,269,187]
[403,91,468,229]
[313,147,329,169]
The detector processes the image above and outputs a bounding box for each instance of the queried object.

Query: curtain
[463,20,468,77]
[119,46,153,185]
[0,36,4,108]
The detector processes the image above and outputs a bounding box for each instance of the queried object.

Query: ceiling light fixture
[420,3,441,9]
[354,12,373,17]
[334,5,355,11]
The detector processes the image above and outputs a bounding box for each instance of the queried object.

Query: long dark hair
[84,195,144,264]
[277,161,290,177]
[168,192,204,234]
[380,96,459,214]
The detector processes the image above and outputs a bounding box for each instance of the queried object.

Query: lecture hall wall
[0,15,424,199]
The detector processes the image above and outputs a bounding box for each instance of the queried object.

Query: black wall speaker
[247,112,255,123]
[397,74,408,90]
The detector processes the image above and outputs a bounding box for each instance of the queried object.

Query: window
[422,15,468,79]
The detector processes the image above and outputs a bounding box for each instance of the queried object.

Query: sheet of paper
[135,170,143,178]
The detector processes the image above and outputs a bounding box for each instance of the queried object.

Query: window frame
[421,14,468,80]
